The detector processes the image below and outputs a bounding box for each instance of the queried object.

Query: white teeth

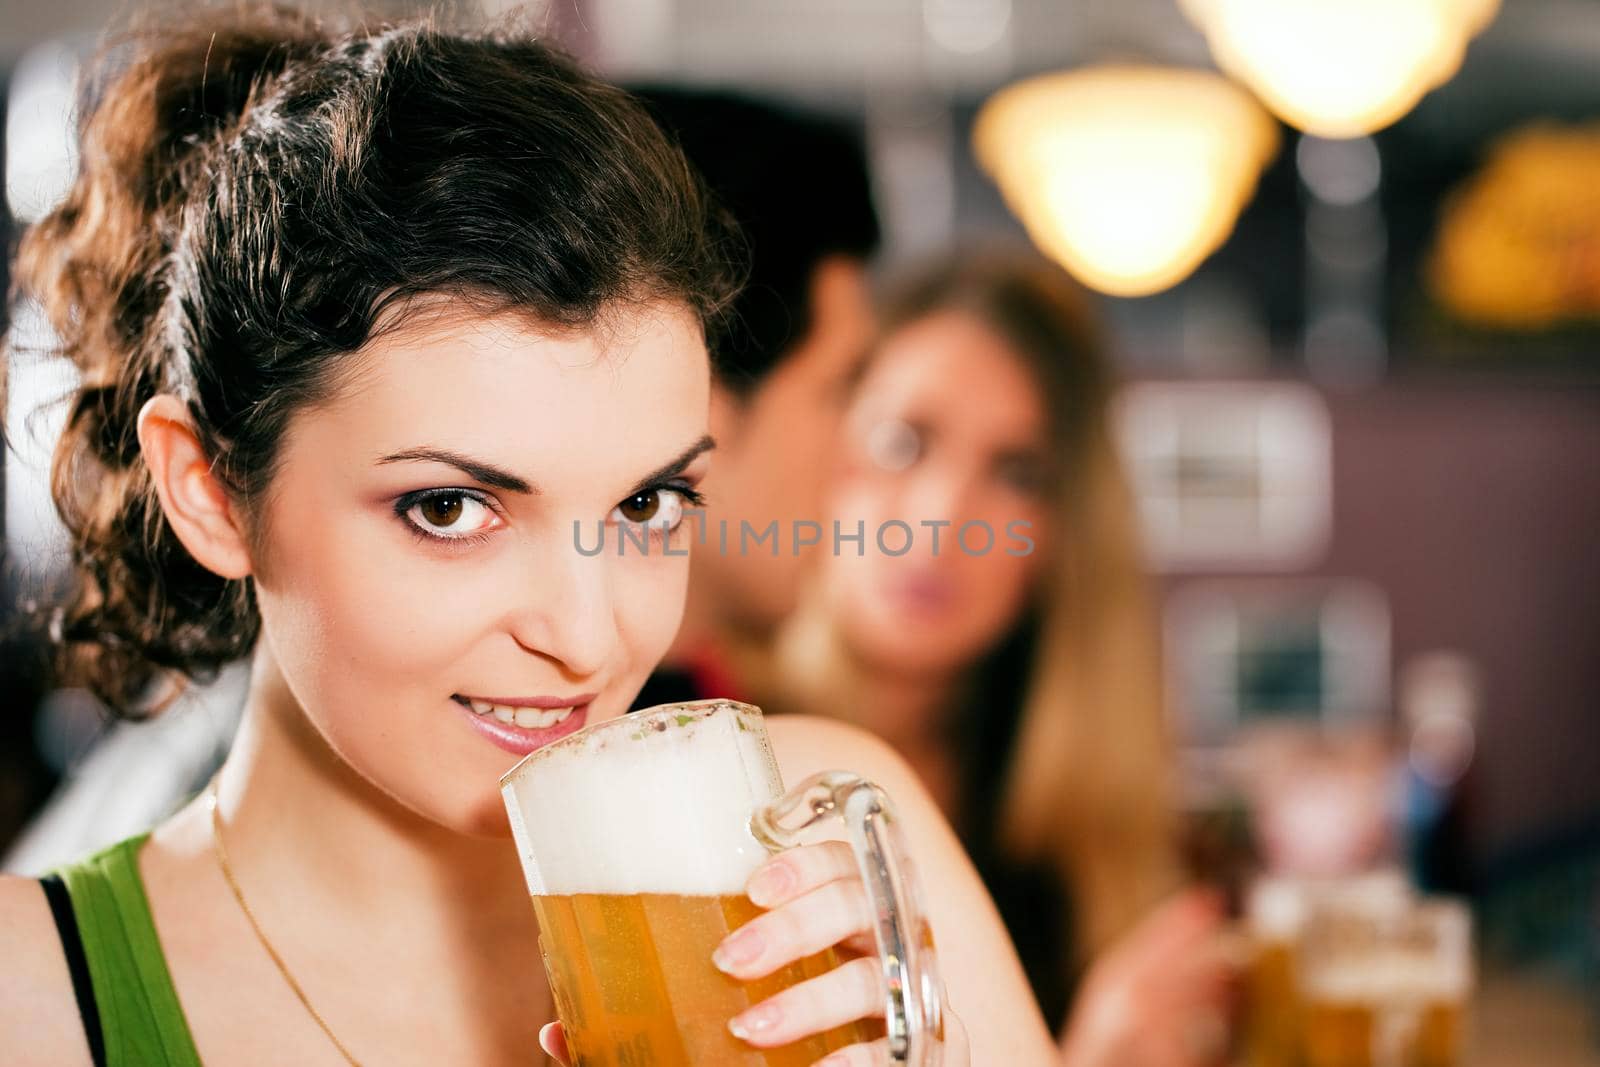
[514,706,577,728]
[462,699,580,729]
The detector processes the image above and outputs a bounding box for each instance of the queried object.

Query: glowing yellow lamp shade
[973,65,1278,298]
[1181,0,1499,138]
[1453,0,1502,36]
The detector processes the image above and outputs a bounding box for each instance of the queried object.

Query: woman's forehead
[287,303,711,490]
[857,318,1045,433]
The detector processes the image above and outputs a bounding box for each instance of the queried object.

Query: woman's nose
[507,542,616,680]
[899,462,982,530]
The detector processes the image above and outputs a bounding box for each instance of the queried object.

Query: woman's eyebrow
[626,434,716,495]
[375,435,716,497]
[376,448,536,494]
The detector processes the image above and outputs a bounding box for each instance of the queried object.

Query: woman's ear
[136,394,254,580]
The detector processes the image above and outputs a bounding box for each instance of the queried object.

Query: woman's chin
[409,786,517,839]
[349,754,517,840]
[855,629,972,678]
[460,799,517,839]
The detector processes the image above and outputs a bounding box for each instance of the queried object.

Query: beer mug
[1298,897,1472,1067]
[1244,871,1412,1067]
[500,699,945,1066]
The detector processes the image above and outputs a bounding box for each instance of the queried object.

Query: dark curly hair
[6,6,740,717]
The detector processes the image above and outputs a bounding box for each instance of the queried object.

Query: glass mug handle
[751,771,945,1066]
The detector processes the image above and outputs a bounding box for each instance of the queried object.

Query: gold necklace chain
[207,779,364,1067]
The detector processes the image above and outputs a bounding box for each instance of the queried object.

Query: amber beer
[532,892,872,1066]
[1301,996,1462,1067]
[1244,879,1308,1067]
[1298,900,1471,1067]
[1244,873,1413,1067]
[501,700,935,1067]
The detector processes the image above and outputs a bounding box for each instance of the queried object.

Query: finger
[1181,1006,1232,1067]
[1121,890,1226,967]
[1135,1038,1196,1067]
[810,1037,891,1066]
[1151,943,1237,993]
[746,841,858,908]
[1147,890,1225,946]
[1147,937,1242,1007]
[538,1021,570,1065]
[728,955,883,1049]
[714,877,874,981]
[1124,972,1235,1028]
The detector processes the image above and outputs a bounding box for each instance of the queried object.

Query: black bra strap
[40,873,108,1067]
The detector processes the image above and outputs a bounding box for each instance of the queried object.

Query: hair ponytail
[14,12,334,713]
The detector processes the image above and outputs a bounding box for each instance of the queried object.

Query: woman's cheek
[337,548,503,668]
[970,552,1037,645]
[597,544,692,705]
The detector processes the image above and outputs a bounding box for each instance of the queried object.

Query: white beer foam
[1302,951,1473,1003]
[1249,869,1411,941]
[1301,902,1474,1004]
[501,701,783,896]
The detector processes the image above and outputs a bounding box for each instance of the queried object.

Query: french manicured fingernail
[713,927,764,973]
[747,861,795,907]
[728,1001,782,1041]
[817,1055,849,1067]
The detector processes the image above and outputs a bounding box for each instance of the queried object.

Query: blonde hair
[809,250,1181,963]
[1001,411,1180,958]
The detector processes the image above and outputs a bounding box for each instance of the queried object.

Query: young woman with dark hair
[0,9,1054,1064]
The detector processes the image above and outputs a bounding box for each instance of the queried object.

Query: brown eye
[617,491,661,523]
[995,455,1046,495]
[402,491,499,541]
[609,487,689,534]
[419,493,465,527]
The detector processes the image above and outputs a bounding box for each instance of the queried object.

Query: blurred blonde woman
[766,251,1234,1065]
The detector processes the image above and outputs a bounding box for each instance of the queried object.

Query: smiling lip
[451,694,592,756]
[886,572,958,616]
[456,693,598,709]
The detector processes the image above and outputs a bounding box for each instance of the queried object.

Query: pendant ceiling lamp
[974,64,1278,298]
[1180,0,1500,138]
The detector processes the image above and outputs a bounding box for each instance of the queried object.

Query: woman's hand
[1058,888,1237,1067]
[538,839,970,1066]
[713,840,967,1064]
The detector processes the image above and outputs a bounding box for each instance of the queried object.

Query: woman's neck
[838,661,960,752]
[214,640,533,930]
[774,602,969,814]
[143,645,548,1066]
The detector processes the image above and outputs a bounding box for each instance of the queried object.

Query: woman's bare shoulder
[0,874,96,1066]
[764,713,959,860]
[765,713,918,789]
[764,713,1060,1062]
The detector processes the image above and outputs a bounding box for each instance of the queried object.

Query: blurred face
[824,310,1051,675]
[250,301,711,836]
[699,256,875,630]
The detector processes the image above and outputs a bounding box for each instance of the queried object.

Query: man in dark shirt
[629,90,882,709]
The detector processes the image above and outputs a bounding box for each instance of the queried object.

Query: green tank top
[49,833,204,1067]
